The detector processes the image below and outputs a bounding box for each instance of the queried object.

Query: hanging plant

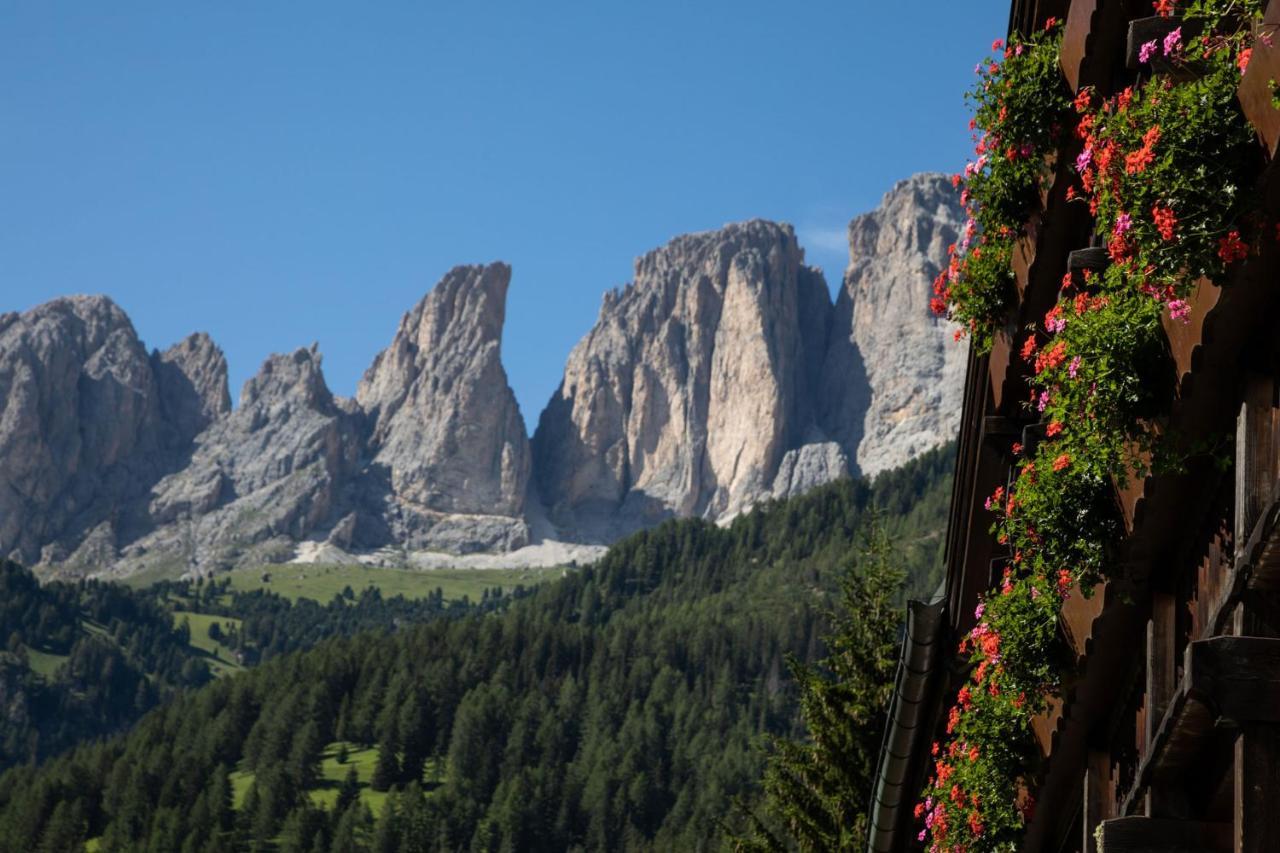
[1075,9,1259,308]
[931,19,1073,352]
[919,3,1267,851]
[1025,272,1172,484]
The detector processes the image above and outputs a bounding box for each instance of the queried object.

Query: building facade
[869,1,1280,850]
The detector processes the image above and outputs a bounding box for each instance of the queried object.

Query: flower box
[1126,16,1204,74]
[1067,246,1109,272]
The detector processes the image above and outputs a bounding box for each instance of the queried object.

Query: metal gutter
[866,587,947,853]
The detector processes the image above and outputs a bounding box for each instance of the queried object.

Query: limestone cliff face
[823,173,967,477]
[532,221,847,541]
[356,263,531,552]
[532,177,964,540]
[4,173,964,577]
[0,296,216,568]
[152,332,233,448]
[124,346,362,575]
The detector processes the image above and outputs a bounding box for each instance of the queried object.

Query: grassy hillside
[0,549,545,772]
[0,444,954,852]
[221,563,565,605]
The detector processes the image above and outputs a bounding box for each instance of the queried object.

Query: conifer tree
[336,765,360,816]
[370,737,400,793]
[732,515,906,852]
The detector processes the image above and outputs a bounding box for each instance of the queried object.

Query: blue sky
[2,1,1007,427]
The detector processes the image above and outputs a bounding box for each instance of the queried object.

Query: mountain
[128,345,363,576]
[0,446,955,853]
[0,297,230,572]
[533,173,966,540]
[531,220,845,543]
[355,262,532,554]
[823,173,966,476]
[1,174,964,579]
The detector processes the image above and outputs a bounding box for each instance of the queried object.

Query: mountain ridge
[0,173,965,579]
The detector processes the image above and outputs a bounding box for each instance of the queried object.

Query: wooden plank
[1069,246,1110,271]
[1060,0,1099,93]
[1147,593,1177,740]
[1161,278,1221,393]
[1097,816,1231,852]
[988,330,1011,411]
[1237,1,1280,157]
[1186,637,1280,723]
[1234,724,1280,852]
[1084,749,1112,852]
[1063,582,1106,659]
[1235,375,1277,550]
[1126,17,1204,72]
[1012,221,1038,299]
[1143,592,1178,814]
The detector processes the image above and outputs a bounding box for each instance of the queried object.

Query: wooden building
[868,1,1280,850]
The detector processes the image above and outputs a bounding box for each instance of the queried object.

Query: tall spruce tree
[732,515,906,852]
[370,737,400,793]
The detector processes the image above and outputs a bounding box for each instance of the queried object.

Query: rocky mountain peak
[532,220,840,541]
[241,344,335,412]
[4,173,964,578]
[358,263,511,440]
[152,332,231,446]
[355,263,531,552]
[823,172,966,476]
[0,295,200,567]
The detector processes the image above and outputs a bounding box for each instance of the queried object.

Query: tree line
[0,444,953,851]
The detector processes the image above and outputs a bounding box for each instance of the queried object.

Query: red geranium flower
[1218,230,1248,263]
[1152,204,1177,241]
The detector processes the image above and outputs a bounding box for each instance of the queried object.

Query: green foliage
[731,517,906,852]
[1076,20,1258,297]
[0,561,213,770]
[933,20,1072,351]
[0,550,537,776]
[0,448,954,852]
[921,4,1267,850]
[1028,284,1169,485]
[964,24,1070,235]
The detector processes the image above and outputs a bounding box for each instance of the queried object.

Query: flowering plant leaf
[932,21,1072,353]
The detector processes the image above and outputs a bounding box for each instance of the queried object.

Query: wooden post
[1144,592,1179,817]
[1147,593,1177,738]
[1234,724,1280,852]
[1235,375,1277,549]
[1084,749,1112,852]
